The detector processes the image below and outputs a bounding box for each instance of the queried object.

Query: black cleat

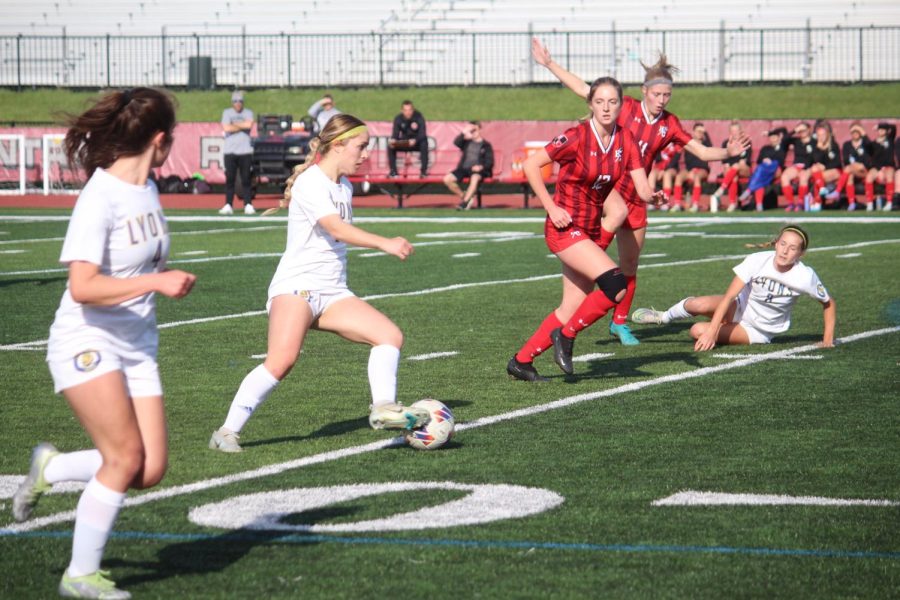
[507,357,549,382]
[549,327,575,375]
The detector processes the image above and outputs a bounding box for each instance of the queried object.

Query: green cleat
[12,442,59,522]
[59,570,131,599]
[609,322,640,346]
[369,403,430,430]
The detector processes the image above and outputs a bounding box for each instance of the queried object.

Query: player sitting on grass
[631,225,836,350]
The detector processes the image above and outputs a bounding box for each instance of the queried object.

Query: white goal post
[0,134,26,195]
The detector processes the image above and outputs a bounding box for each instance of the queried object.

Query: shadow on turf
[109,509,362,588]
[0,276,67,289]
[240,400,473,450]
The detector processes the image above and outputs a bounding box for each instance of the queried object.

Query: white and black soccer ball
[405,399,455,450]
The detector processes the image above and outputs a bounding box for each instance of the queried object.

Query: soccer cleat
[548,327,575,375]
[687,204,699,213]
[12,442,59,522]
[609,322,640,346]
[709,195,719,213]
[726,202,737,213]
[59,570,131,599]
[218,203,234,215]
[865,203,875,212]
[209,428,242,453]
[631,307,665,325]
[884,201,894,212]
[463,197,477,210]
[455,200,467,211]
[668,204,682,213]
[847,201,857,212]
[506,357,549,382]
[369,403,430,430]
[244,203,256,215]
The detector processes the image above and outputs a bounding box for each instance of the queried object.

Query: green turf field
[1,211,899,598]
[3,83,900,125]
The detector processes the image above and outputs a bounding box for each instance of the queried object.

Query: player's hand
[818,339,835,348]
[727,132,752,157]
[649,190,667,207]
[547,204,572,229]
[694,330,717,352]
[381,237,414,261]
[472,165,483,173]
[531,38,551,66]
[156,270,197,299]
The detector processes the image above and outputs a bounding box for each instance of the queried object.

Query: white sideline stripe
[652,491,899,507]
[836,253,862,258]
[712,353,822,360]
[178,250,209,256]
[641,253,667,258]
[2,238,899,350]
[573,353,614,362]
[407,351,459,361]
[452,253,481,258]
[4,325,897,533]
[0,249,26,254]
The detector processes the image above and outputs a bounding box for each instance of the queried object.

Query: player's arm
[317,214,413,260]
[524,148,570,228]
[629,167,666,205]
[684,133,751,162]
[68,261,196,305]
[820,298,836,348]
[694,275,746,352]
[531,38,590,99]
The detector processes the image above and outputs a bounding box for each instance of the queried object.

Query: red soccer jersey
[615,95,691,202]
[546,119,643,231]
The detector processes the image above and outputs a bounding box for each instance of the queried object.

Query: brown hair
[63,87,176,179]
[272,113,367,212]
[641,53,679,84]
[581,76,623,123]
[779,225,809,250]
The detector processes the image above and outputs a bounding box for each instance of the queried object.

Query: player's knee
[134,457,168,489]
[595,268,627,303]
[689,323,707,340]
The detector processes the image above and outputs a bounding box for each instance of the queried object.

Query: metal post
[610,21,616,78]
[662,30,666,55]
[106,34,111,88]
[378,33,384,86]
[858,27,863,82]
[718,20,726,82]
[16,34,22,91]
[471,33,476,85]
[803,19,811,81]
[241,26,247,86]
[286,33,291,87]
[527,22,534,82]
[565,31,570,70]
[161,27,166,87]
[759,29,764,82]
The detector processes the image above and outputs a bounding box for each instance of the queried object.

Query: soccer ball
[405,399,455,450]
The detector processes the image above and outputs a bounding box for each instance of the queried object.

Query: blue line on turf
[1,529,898,560]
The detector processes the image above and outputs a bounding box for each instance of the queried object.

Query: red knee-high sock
[598,226,615,251]
[836,172,850,192]
[754,188,765,209]
[811,172,825,196]
[865,181,874,203]
[782,185,795,206]
[887,182,895,198]
[613,275,637,325]
[663,186,672,203]
[691,183,702,204]
[728,179,738,203]
[515,312,563,363]
[846,178,856,202]
[673,185,684,206]
[798,184,809,199]
[561,291,617,338]
[721,167,737,188]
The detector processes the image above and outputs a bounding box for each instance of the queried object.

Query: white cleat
[244,204,256,215]
[59,570,131,599]
[12,442,59,522]
[218,203,234,215]
[369,403,431,430]
[631,307,665,325]
[209,427,242,453]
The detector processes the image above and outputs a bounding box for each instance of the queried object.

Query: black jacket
[453,134,495,177]
[392,110,427,143]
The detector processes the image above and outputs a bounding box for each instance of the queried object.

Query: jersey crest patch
[816,283,827,298]
[552,134,568,147]
[615,148,623,162]
[659,125,668,138]
[74,350,102,372]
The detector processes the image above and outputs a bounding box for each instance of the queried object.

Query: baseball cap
[231,90,244,103]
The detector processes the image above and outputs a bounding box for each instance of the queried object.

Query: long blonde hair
[262,113,367,216]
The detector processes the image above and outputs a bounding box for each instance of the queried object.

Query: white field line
[573,353,615,362]
[3,238,899,351]
[451,253,481,258]
[407,351,459,361]
[712,353,822,360]
[652,491,899,507]
[4,324,897,533]
[836,253,862,258]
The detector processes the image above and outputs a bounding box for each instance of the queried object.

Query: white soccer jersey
[268,165,353,296]
[47,168,170,360]
[732,251,830,336]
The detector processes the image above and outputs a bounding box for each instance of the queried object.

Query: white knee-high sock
[368,344,400,407]
[664,297,694,323]
[223,364,280,433]
[67,477,126,577]
[44,450,102,484]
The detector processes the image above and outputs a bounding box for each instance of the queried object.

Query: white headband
[644,78,674,87]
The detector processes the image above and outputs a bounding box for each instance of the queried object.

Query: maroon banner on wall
[0,118,892,186]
